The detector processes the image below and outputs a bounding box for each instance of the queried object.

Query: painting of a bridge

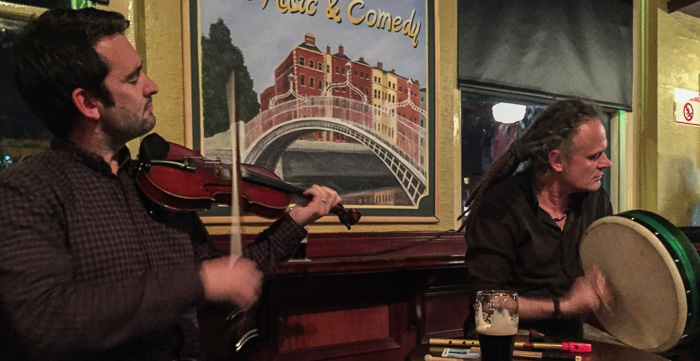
[192,0,433,216]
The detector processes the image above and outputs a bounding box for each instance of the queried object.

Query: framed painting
[185,0,436,224]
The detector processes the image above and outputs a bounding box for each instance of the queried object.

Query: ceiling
[669,0,700,17]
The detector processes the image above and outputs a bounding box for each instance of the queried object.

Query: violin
[133,133,360,360]
[133,133,361,229]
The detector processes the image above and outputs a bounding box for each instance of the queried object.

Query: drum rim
[582,215,687,352]
[582,210,700,352]
[620,210,700,345]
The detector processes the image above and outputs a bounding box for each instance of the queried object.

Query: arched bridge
[241,96,427,206]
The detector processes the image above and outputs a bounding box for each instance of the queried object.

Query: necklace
[551,209,569,222]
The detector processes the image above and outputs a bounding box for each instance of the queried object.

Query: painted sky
[199,0,428,96]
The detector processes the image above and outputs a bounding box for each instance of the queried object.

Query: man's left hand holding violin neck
[289,184,341,227]
[199,185,339,311]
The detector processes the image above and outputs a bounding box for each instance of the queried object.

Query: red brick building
[259,33,422,148]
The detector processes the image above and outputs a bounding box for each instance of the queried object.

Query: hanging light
[492,102,526,124]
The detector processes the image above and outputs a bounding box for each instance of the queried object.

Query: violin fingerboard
[241,168,307,196]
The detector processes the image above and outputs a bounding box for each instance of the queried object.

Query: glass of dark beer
[475,290,519,361]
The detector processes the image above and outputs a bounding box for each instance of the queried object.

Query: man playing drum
[462,99,613,339]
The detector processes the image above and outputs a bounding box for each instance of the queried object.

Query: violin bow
[227,71,244,261]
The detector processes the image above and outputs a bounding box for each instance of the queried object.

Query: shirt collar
[50,137,133,176]
[515,171,589,216]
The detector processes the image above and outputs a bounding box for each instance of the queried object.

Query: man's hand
[561,265,612,316]
[288,185,341,227]
[199,256,263,310]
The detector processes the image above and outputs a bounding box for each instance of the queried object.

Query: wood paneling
[200,230,470,361]
[278,306,390,351]
[199,228,700,360]
[211,231,466,259]
[422,290,470,340]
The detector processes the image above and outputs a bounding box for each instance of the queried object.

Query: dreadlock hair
[459,99,605,231]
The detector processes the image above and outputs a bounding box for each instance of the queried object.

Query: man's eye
[127,72,140,84]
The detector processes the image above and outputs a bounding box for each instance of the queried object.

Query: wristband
[553,297,563,319]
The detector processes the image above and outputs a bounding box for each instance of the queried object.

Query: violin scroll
[331,204,361,230]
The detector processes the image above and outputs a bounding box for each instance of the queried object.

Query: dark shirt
[0,138,306,361]
[464,172,612,338]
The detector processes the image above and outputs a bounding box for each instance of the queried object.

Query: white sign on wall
[674,88,700,127]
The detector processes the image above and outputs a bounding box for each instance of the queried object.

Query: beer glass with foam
[475,290,519,361]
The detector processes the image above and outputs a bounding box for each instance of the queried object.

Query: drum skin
[580,210,700,353]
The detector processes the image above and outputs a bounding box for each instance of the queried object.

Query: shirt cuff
[169,263,207,306]
[281,212,308,236]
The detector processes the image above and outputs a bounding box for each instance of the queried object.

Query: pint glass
[475,290,519,361]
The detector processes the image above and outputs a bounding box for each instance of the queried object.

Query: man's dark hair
[13,8,129,136]
[460,99,606,231]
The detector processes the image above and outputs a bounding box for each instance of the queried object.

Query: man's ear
[549,149,564,173]
[72,88,101,120]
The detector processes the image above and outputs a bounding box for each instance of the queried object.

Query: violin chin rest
[139,133,170,161]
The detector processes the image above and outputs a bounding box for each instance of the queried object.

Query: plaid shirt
[0,137,306,361]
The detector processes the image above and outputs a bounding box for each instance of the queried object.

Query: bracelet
[552,297,563,319]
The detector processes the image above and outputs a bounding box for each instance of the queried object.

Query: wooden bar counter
[199,231,469,361]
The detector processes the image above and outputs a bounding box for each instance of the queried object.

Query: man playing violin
[461,99,613,340]
[0,8,339,360]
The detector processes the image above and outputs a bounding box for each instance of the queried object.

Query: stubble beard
[103,111,157,147]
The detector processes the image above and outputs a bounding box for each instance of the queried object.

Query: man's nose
[143,74,159,96]
[599,152,612,169]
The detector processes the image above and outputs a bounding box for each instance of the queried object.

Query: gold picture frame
[182,0,438,226]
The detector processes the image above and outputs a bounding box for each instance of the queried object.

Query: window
[300,57,305,66]
[335,66,339,73]
[300,74,305,86]
[309,60,314,68]
[310,77,314,88]
[1,16,51,169]
[460,92,613,210]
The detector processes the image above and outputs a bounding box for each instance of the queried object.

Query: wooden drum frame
[580,210,700,353]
